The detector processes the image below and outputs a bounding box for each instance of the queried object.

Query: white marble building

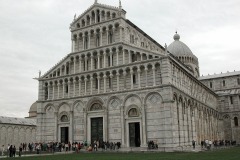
[35,0,239,150]
[0,116,36,147]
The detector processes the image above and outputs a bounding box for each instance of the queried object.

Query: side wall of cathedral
[0,124,36,147]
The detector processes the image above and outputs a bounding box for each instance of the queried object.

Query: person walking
[1,145,4,156]
[12,146,16,157]
[19,144,23,157]
[192,140,196,150]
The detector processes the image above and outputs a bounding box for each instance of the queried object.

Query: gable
[71,3,124,29]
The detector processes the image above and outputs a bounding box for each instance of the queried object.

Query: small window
[130,35,134,44]
[230,96,233,104]
[108,56,111,66]
[66,85,68,93]
[141,42,144,47]
[109,77,111,88]
[66,67,69,75]
[223,80,225,87]
[132,54,136,62]
[237,78,240,85]
[133,74,136,84]
[210,82,213,88]
[234,117,238,126]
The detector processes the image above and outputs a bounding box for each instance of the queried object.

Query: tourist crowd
[1,140,122,157]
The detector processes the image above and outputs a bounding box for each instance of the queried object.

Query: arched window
[234,117,238,126]
[90,103,103,111]
[128,108,138,117]
[61,115,69,122]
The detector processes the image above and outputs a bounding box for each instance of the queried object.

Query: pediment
[71,3,122,27]
[41,55,72,79]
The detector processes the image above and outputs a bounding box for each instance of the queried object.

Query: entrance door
[91,117,103,144]
[129,122,141,147]
[61,127,69,143]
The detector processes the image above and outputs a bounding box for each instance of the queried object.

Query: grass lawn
[1,147,240,160]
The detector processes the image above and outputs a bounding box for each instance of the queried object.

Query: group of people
[1,144,24,157]
[191,139,237,150]
[147,141,158,149]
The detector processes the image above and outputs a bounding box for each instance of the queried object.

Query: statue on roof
[39,70,41,78]
[95,0,98,4]
[74,14,76,20]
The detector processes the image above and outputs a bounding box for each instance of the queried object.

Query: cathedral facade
[35,1,239,150]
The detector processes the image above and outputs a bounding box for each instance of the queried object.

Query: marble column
[88,33,91,49]
[97,53,100,69]
[116,50,119,66]
[73,80,76,97]
[83,35,85,50]
[97,74,100,94]
[90,75,93,94]
[120,106,125,147]
[141,105,147,147]
[69,111,73,143]
[103,73,107,93]
[128,51,131,64]
[84,77,87,95]
[103,52,106,68]
[110,52,113,67]
[79,57,82,73]
[116,73,120,91]
[123,50,125,65]
[62,82,65,98]
[145,67,148,87]
[68,80,70,98]
[141,53,143,61]
[91,54,94,70]
[130,69,134,89]
[54,112,58,142]
[106,29,109,44]
[112,27,115,43]
[73,59,76,74]
[110,73,113,91]
[79,79,82,96]
[152,66,156,86]
[52,83,55,100]
[57,83,60,99]
[100,31,103,46]
[137,68,141,88]
[119,26,122,42]
[123,70,127,90]
[47,85,50,100]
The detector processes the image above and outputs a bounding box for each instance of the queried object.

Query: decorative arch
[58,102,71,113]
[86,97,104,111]
[44,103,55,113]
[107,96,121,110]
[59,111,69,122]
[72,100,85,112]
[144,92,163,107]
[123,94,142,108]
[89,102,103,111]
[125,104,141,117]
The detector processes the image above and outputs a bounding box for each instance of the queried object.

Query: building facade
[200,72,240,143]
[0,116,36,147]
[35,0,239,150]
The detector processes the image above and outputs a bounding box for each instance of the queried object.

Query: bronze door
[129,122,141,147]
[61,127,69,143]
[91,117,103,144]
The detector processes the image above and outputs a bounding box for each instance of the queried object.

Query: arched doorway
[87,101,105,146]
[126,107,141,147]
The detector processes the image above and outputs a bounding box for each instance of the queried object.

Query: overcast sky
[0,0,240,118]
